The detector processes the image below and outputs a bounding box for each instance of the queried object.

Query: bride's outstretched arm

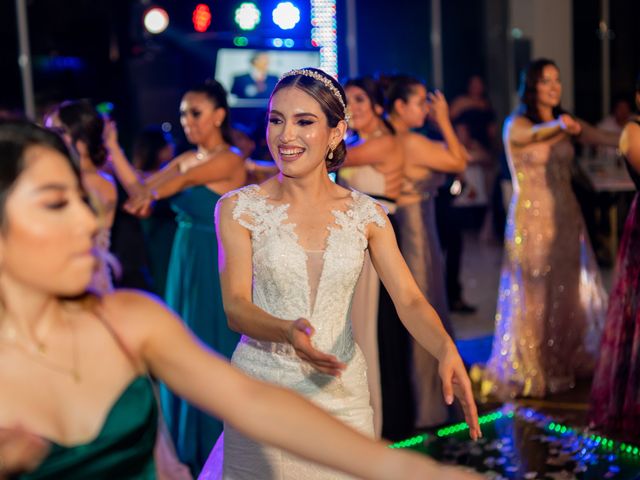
[367,209,481,440]
[215,195,345,376]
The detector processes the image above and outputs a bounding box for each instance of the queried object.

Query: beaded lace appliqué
[220,184,385,360]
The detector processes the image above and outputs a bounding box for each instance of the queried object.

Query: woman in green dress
[0,120,479,480]
[131,126,177,297]
[107,80,246,474]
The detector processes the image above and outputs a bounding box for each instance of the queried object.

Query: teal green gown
[140,197,177,297]
[18,377,157,479]
[160,186,240,475]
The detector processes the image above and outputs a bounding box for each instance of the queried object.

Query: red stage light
[192,4,212,32]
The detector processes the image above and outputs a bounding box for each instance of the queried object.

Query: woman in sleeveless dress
[589,80,640,441]
[44,100,119,295]
[384,75,469,430]
[108,81,246,474]
[337,75,403,439]
[206,68,480,479]
[131,126,177,297]
[480,59,619,399]
[0,120,479,480]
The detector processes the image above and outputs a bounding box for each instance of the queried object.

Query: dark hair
[0,120,80,226]
[344,75,395,135]
[250,52,268,65]
[517,58,566,124]
[133,126,174,172]
[55,99,107,168]
[186,80,235,146]
[271,68,347,171]
[383,74,426,117]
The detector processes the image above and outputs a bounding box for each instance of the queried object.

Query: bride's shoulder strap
[350,190,387,232]
[218,184,281,237]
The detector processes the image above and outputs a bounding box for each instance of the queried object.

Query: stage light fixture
[272,38,284,48]
[272,2,300,30]
[192,3,212,32]
[143,7,169,34]
[233,36,249,47]
[235,2,261,31]
[311,0,338,77]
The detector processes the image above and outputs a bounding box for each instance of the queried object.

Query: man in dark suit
[231,52,279,99]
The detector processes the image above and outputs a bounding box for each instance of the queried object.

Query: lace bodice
[224,184,386,359]
[212,184,384,479]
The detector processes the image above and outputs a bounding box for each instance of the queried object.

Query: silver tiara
[279,68,349,121]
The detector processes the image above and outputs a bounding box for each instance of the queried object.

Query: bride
[207,68,480,479]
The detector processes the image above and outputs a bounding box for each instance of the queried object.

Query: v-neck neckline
[249,185,359,317]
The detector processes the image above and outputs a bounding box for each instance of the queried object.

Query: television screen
[215,48,321,108]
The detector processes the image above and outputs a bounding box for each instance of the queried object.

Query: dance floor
[393,404,640,479]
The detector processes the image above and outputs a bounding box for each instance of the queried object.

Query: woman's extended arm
[104,121,243,214]
[507,114,580,147]
[577,119,621,147]
[367,209,480,440]
[103,291,479,480]
[344,135,394,167]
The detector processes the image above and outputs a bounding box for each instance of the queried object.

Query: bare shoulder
[508,114,532,129]
[402,131,442,152]
[215,190,240,219]
[625,119,640,135]
[620,119,640,156]
[219,148,244,165]
[85,171,116,199]
[99,289,174,335]
[369,133,396,150]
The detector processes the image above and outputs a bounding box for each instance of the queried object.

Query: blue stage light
[272,2,300,30]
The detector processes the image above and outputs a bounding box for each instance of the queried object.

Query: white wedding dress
[201,184,384,479]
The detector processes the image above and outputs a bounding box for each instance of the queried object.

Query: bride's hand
[437,343,481,440]
[287,318,346,376]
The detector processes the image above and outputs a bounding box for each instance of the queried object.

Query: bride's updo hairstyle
[270,68,348,172]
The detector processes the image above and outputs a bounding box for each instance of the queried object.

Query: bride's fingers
[453,378,481,439]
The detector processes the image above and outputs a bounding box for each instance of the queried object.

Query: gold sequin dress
[482,131,607,398]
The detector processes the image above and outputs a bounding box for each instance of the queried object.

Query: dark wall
[0,1,22,111]
[441,0,486,99]
[573,0,640,123]
[610,0,640,105]
[573,0,603,122]
[349,0,432,82]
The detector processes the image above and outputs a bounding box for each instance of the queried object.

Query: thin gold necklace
[179,144,229,174]
[0,317,81,383]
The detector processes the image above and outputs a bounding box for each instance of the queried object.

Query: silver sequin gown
[482,130,607,398]
[202,185,383,479]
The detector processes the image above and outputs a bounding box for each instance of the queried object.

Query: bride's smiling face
[267,86,342,178]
